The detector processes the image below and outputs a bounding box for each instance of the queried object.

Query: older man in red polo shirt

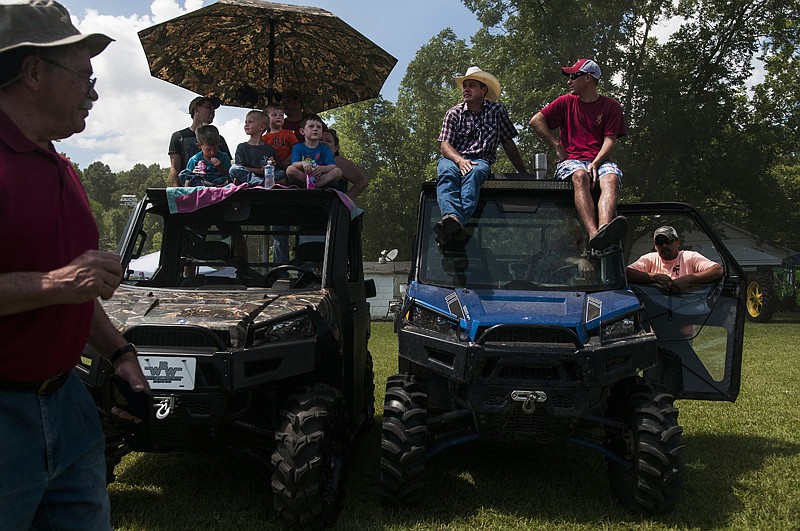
[0,2,149,529]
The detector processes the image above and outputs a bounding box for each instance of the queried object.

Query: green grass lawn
[109,316,800,530]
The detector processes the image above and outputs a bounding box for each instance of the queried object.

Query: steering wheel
[502,279,541,290]
[264,265,321,288]
[544,264,580,284]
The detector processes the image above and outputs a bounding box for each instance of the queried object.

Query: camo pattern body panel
[103,285,339,347]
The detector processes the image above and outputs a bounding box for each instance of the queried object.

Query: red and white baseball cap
[561,59,602,79]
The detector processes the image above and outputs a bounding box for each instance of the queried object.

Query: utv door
[618,203,746,402]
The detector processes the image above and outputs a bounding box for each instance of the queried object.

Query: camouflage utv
[77,187,376,528]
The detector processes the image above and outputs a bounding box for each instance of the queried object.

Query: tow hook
[156,397,174,420]
[511,390,548,414]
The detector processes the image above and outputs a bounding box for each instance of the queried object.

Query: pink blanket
[166,183,250,214]
[166,184,363,219]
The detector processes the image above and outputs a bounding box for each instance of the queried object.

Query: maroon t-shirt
[283,118,304,142]
[0,110,98,380]
[540,94,627,161]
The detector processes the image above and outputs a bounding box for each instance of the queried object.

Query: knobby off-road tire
[605,379,685,514]
[271,384,346,529]
[380,374,428,505]
[746,275,776,322]
[361,352,376,432]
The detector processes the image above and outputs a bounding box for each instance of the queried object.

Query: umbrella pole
[267,19,276,104]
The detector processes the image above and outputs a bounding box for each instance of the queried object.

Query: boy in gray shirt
[230,110,282,185]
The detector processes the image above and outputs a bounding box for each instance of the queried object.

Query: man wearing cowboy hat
[435,66,527,246]
[0,2,149,528]
[530,58,628,250]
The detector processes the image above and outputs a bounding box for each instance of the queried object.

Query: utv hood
[103,285,331,335]
[407,282,642,344]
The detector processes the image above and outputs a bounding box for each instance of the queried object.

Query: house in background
[712,222,797,278]
[364,261,410,320]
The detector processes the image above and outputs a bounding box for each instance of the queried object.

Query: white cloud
[649,15,687,44]
[61,1,216,172]
[151,0,204,23]
[55,0,482,172]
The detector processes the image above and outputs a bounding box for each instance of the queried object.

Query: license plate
[138,356,197,390]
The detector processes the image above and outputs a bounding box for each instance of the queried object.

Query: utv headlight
[259,313,316,343]
[407,305,457,335]
[600,314,640,344]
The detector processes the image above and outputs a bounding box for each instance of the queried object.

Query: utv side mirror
[364,278,376,299]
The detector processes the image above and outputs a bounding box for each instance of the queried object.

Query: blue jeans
[436,156,491,224]
[273,231,289,264]
[0,371,111,530]
[179,169,231,187]
[230,166,288,187]
[229,164,264,186]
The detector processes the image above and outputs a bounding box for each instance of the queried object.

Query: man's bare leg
[571,170,598,236]
[597,173,620,227]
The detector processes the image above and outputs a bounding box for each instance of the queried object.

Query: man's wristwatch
[109,343,137,366]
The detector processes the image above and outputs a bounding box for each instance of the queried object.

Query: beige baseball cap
[0,1,112,57]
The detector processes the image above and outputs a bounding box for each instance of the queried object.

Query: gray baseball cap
[653,226,680,241]
[0,1,113,57]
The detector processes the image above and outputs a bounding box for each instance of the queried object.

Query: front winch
[511,390,548,414]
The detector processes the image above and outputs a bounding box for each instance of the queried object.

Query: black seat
[191,240,231,260]
[294,241,325,263]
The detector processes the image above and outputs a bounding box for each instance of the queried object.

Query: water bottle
[263,159,275,188]
[306,160,316,189]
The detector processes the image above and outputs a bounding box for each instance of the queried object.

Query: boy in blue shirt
[180,124,232,187]
[286,114,341,188]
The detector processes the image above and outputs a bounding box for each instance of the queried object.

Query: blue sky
[57,0,482,171]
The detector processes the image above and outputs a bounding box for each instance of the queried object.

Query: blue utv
[380,177,745,513]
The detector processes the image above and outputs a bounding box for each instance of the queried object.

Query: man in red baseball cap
[530,58,628,250]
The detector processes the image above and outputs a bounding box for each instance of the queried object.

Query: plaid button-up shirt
[438,100,518,164]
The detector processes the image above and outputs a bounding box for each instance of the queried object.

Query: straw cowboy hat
[454,66,501,101]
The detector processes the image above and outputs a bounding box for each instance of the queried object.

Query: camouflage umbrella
[137,0,397,111]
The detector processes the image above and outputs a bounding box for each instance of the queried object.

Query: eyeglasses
[39,56,96,93]
[568,71,589,80]
[654,238,674,246]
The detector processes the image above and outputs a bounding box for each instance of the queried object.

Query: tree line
[77,0,800,262]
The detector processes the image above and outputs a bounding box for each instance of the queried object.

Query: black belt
[0,372,70,395]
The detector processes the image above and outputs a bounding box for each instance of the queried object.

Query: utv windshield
[419,190,626,291]
[122,191,331,289]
